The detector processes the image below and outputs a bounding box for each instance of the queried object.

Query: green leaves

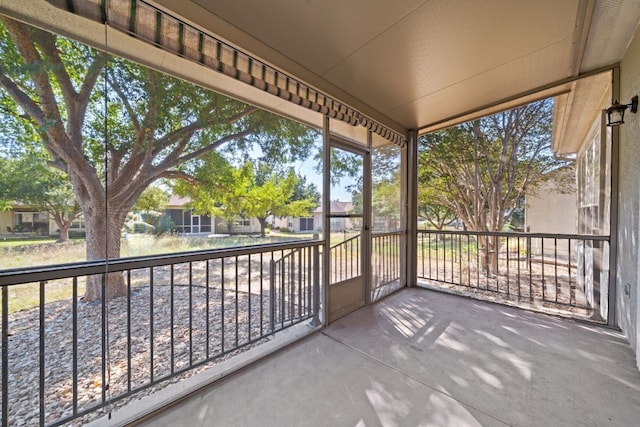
[176,154,317,236]
[418,99,568,232]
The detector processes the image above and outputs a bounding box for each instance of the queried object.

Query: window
[70,216,85,229]
[235,218,251,227]
[299,217,314,231]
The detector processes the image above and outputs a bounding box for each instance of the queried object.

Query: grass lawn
[0,236,61,247]
[1,232,321,313]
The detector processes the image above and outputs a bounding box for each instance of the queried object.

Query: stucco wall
[617,23,640,370]
[525,180,577,235]
[0,211,12,234]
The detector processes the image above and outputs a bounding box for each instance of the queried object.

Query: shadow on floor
[135,288,640,427]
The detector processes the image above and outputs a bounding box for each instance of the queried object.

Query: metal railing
[328,234,361,284]
[0,240,321,426]
[371,231,403,301]
[417,230,609,321]
[270,247,321,328]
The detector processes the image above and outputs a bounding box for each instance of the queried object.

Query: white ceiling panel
[159,0,640,131]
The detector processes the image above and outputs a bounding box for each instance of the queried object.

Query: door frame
[191,213,200,234]
[322,122,372,325]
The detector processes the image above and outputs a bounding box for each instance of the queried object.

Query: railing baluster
[506,236,510,296]
[247,255,251,342]
[72,277,78,415]
[170,265,175,375]
[569,239,574,305]
[206,260,210,360]
[467,234,471,287]
[554,238,559,303]
[313,245,320,325]
[428,232,432,279]
[221,259,225,353]
[39,281,45,427]
[100,274,106,405]
[476,233,480,288]
[298,249,302,319]
[307,247,312,317]
[280,251,287,328]
[235,256,240,347]
[517,236,521,298]
[235,256,239,347]
[2,284,8,427]
[269,255,275,333]
[150,267,154,382]
[189,262,193,367]
[260,253,264,335]
[529,237,533,300]
[126,270,132,392]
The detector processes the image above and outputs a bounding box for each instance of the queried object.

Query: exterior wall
[0,211,12,234]
[525,179,577,235]
[525,177,577,259]
[618,24,640,370]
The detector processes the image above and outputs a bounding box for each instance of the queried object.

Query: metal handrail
[417,229,609,240]
[0,239,323,286]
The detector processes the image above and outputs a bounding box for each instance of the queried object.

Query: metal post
[607,65,620,327]
[312,243,321,326]
[406,129,419,287]
[322,115,330,326]
[2,286,8,427]
[269,258,276,332]
[363,130,372,304]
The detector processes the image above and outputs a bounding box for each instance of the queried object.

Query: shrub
[143,214,176,236]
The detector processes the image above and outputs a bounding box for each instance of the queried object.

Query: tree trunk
[83,203,128,302]
[258,217,267,238]
[478,234,499,275]
[55,220,71,243]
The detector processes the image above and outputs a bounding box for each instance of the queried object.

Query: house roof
[166,195,192,208]
[313,201,353,215]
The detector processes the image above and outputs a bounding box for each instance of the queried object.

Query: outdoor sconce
[606,95,638,126]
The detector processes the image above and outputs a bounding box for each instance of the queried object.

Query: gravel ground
[1,283,279,426]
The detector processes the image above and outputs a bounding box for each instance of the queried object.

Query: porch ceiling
[154,0,640,133]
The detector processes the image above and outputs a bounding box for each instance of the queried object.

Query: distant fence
[417,230,609,321]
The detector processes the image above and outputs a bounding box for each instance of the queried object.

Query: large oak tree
[0,18,316,300]
[418,100,568,272]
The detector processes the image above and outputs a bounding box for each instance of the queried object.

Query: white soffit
[185,0,636,132]
[552,71,612,156]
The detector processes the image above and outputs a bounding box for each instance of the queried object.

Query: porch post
[322,115,330,326]
[407,129,419,287]
[607,65,621,327]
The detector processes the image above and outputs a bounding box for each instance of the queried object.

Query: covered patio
[1,0,640,425]
[125,288,640,427]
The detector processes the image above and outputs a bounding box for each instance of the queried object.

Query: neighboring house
[271,201,354,233]
[525,165,577,258]
[165,195,260,235]
[326,201,355,232]
[0,204,84,236]
[165,195,213,234]
[270,215,317,233]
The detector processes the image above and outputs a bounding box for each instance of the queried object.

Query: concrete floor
[135,288,640,427]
